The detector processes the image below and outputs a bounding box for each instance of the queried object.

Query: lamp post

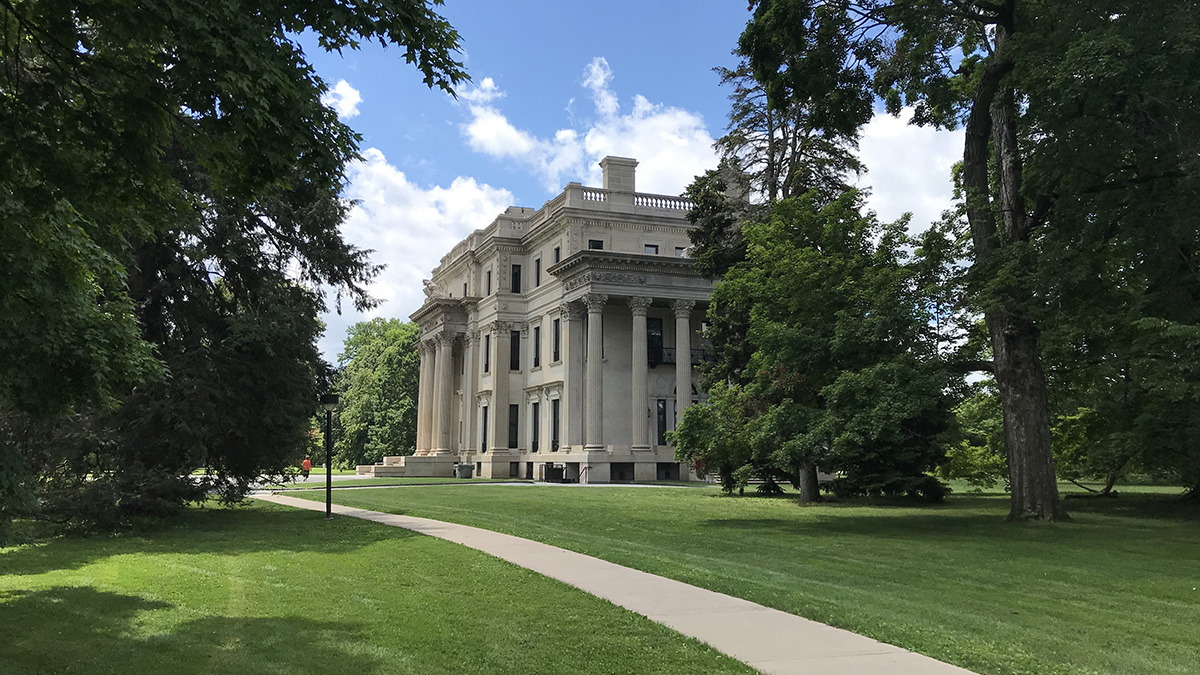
[320,393,340,520]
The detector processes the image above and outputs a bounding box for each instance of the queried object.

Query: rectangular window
[552,318,561,361]
[510,330,520,370]
[588,239,604,250]
[463,281,467,296]
[511,264,522,293]
[508,404,519,449]
[657,399,668,446]
[481,406,489,453]
[551,399,561,451]
[647,317,664,365]
[644,244,659,255]
[486,270,492,295]
[483,334,490,372]
[535,259,541,287]
[675,246,687,257]
[533,326,541,367]
[532,401,540,452]
[553,246,561,263]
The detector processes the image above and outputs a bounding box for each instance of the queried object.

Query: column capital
[433,332,457,347]
[582,293,608,313]
[560,301,585,322]
[486,320,515,335]
[628,296,653,315]
[465,329,480,345]
[671,299,696,317]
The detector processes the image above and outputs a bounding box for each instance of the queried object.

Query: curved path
[255,492,975,675]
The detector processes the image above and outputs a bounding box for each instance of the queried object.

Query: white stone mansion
[359,157,713,482]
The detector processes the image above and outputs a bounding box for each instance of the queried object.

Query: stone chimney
[599,156,638,192]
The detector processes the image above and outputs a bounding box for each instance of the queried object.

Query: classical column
[582,293,607,449]
[460,329,478,454]
[673,300,696,427]
[432,333,455,454]
[629,297,653,451]
[488,322,512,452]
[415,339,433,456]
[561,301,586,448]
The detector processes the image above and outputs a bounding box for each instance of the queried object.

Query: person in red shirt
[301,456,312,479]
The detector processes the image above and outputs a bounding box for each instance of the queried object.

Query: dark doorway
[551,399,561,451]
[531,401,540,452]
[611,462,634,482]
[656,399,667,446]
[656,463,680,481]
[481,406,489,453]
[647,317,664,365]
[508,404,519,449]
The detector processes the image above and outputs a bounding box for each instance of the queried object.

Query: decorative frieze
[563,271,648,292]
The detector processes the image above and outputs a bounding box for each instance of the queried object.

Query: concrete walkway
[255,492,975,675]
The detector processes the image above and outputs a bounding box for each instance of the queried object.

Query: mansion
[358,157,713,482]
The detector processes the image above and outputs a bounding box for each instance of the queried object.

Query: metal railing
[650,347,712,366]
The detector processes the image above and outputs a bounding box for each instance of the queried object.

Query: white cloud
[318,148,514,362]
[459,57,718,195]
[855,110,963,233]
[321,79,362,120]
[459,76,504,104]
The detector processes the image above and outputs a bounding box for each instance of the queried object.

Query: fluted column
[432,333,455,454]
[583,293,607,449]
[629,297,652,451]
[415,339,434,455]
[460,329,478,454]
[561,302,586,448]
[673,300,696,428]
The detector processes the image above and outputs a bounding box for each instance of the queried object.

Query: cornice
[546,250,699,279]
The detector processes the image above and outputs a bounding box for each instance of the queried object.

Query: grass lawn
[263,477,523,490]
[0,501,752,675]
[288,483,1200,675]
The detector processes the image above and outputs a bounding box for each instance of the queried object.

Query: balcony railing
[650,347,712,367]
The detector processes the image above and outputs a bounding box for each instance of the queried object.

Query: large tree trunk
[962,20,1068,521]
[987,310,1067,519]
[797,458,820,503]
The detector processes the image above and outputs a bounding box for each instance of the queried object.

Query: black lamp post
[320,393,340,520]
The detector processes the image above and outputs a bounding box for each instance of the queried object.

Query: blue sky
[303,1,962,363]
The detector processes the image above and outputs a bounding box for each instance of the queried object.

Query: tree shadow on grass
[701,493,1198,547]
[0,587,378,675]
[0,502,418,577]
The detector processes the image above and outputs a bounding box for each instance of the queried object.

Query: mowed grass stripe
[290,484,1199,675]
[0,500,753,675]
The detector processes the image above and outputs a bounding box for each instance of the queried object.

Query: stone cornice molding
[546,250,699,280]
[582,293,608,313]
[628,296,653,315]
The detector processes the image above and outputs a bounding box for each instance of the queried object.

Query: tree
[715,62,864,205]
[677,191,954,502]
[0,0,467,538]
[335,319,421,468]
[740,0,1200,519]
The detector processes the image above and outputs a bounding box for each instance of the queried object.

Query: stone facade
[360,157,712,482]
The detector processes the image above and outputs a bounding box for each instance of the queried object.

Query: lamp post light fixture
[320,393,340,520]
